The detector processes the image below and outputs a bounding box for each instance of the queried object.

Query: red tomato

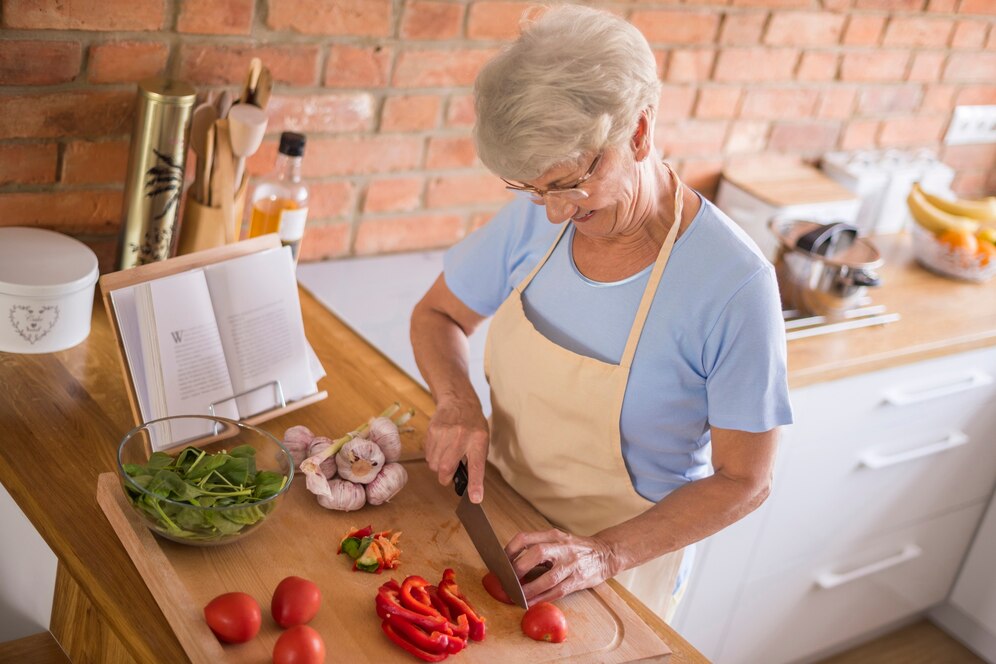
[272,576,322,628]
[273,625,326,664]
[521,602,568,643]
[482,572,513,605]
[203,592,261,644]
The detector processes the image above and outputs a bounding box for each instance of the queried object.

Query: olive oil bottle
[248,132,308,262]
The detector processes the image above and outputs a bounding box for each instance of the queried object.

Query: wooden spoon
[253,67,272,110]
[215,89,234,120]
[189,103,217,205]
[227,103,267,189]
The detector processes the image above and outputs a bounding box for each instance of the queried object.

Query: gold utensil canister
[117,77,196,269]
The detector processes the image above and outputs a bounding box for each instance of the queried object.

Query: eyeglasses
[501,152,602,204]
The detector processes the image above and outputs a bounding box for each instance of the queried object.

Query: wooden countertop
[0,287,706,663]
[787,231,996,388]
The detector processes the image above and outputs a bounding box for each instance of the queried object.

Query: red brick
[730,0,814,7]
[843,15,886,46]
[426,172,509,208]
[940,144,996,171]
[0,144,57,185]
[446,95,476,127]
[719,12,767,45]
[882,17,954,47]
[382,95,442,131]
[857,85,922,115]
[657,120,728,157]
[0,40,81,85]
[631,11,721,45]
[907,51,946,82]
[841,120,880,150]
[684,0,732,6]
[951,20,989,48]
[821,0,850,9]
[818,86,859,119]
[401,1,464,40]
[840,51,910,82]
[797,52,838,81]
[266,93,375,134]
[765,12,845,46]
[3,0,165,30]
[177,0,254,35]
[394,49,497,88]
[943,53,996,83]
[878,116,947,147]
[725,121,769,153]
[303,136,423,177]
[354,214,465,254]
[245,139,278,177]
[989,28,996,49]
[324,45,392,88]
[666,49,716,82]
[741,88,819,119]
[266,0,391,36]
[426,136,477,169]
[469,210,497,232]
[768,122,840,153]
[695,86,743,119]
[179,43,320,86]
[0,191,123,233]
[956,85,996,105]
[299,222,351,261]
[88,41,169,84]
[676,158,724,200]
[657,85,697,121]
[922,84,957,112]
[467,2,538,40]
[62,140,130,184]
[959,0,996,14]
[364,177,424,213]
[307,181,356,219]
[715,48,799,81]
[854,0,924,9]
[927,0,958,11]
[0,91,133,140]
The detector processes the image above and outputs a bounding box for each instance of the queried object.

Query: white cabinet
[0,482,57,642]
[673,345,996,663]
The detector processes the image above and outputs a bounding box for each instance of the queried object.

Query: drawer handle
[883,370,993,407]
[859,431,970,470]
[816,544,923,590]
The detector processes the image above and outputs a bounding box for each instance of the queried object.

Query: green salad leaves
[122,444,287,541]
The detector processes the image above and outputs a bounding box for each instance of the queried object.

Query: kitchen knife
[454,462,529,609]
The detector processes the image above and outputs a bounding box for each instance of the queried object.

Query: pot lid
[0,227,99,297]
[771,219,883,268]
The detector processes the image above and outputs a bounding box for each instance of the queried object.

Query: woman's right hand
[425,398,490,503]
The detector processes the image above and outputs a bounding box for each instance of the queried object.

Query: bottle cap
[278,132,306,157]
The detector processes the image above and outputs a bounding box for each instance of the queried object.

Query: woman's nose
[544,195,577,224]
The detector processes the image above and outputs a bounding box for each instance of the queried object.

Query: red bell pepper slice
[385,614,464,656]
[376,582,448,632]
[437,568,486,642]
[381,619,449,662]
[401,576,438,616]
[427,585,469,641]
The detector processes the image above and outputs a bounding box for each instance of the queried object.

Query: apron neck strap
[515,220,571,293]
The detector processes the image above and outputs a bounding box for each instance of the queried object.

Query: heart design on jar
[9,305,60,344]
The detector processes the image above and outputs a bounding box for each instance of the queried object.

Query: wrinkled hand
[506,529,616,604]
[424,398,489,502]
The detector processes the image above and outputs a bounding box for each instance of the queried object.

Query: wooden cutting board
[97,461,671,663]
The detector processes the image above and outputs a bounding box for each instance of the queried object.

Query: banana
[913,182,996,224]
[907,185,979,236]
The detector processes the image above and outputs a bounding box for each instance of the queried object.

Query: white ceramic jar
[0,227,99,353]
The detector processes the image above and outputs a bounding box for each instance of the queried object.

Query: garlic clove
[365,463,408,506]
[282,425,315,468]
[307,437,338,479]
[336,438,386,484]
[367,417,403,463]
[318,478,366,511]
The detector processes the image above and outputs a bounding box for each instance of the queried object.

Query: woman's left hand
[505,529,617,604]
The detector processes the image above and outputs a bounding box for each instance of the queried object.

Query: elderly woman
[410,5,792,621]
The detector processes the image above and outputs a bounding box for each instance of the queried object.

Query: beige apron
[485,167,685,621]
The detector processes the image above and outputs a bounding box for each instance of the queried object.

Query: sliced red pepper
[376,582,448,632]
[401,576,438,616]
[381,619,449,662]
[438,568,486,642]
[385,614,463,655]
[427,585,469,641]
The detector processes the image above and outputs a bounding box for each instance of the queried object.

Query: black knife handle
[454,461,468,497]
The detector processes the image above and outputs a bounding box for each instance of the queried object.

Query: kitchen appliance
[771,219,885,319]
[0,227,98,354]
[454,462,529,608]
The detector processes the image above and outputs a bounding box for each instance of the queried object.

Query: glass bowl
[117,415,293,546]
[912,223,996,283]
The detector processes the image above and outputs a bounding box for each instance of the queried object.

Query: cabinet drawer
[718,504,985,664]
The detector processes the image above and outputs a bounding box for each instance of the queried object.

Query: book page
[110,286,153,423]
[203,246,318,417]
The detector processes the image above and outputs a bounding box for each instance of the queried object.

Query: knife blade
[454,462,529,609]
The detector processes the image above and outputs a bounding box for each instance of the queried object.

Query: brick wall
[1,0,994,269]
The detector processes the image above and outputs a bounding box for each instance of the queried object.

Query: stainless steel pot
[769,219,883,318]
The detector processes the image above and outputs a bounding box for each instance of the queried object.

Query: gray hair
[473,4,661,181]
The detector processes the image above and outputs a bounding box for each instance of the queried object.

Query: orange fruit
[977,240,996,267]
[936,228,978,254]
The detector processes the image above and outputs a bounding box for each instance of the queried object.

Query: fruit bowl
[117,415,293,546]
[912,223,996,283]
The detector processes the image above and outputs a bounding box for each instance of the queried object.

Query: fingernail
[471,490,482,503]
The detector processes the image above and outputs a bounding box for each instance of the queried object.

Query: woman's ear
[632,111,653,162]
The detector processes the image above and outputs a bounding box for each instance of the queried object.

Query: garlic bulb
[317,478,366,511]
[282,425,315,468]
[336,439,385,484]
[367,417,402,463]
[307,437,338,479]
[365,463,408,505]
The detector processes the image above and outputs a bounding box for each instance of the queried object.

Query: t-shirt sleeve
[702,266,794,432]
[443,195,546,317]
